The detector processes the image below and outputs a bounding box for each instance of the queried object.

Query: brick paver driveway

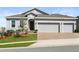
[38,33,79,40]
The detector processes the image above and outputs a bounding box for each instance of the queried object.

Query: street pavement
[0,45,79,52]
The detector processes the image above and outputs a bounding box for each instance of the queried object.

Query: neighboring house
[6,8,77,33]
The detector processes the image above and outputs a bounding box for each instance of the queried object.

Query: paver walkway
[38,33,79,40]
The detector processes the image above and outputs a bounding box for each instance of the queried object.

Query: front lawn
[0,33,37,43]
[0,42,34,48]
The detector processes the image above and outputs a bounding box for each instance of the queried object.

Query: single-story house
[6,8,77,33]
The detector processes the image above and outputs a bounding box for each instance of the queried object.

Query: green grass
[0,42,35,48]
[0,33,37,43]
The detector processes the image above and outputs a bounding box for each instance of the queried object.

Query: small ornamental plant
[14,29,22,38]
[34,29,38,33]
[74,29,79,33]
[6,30,15,36]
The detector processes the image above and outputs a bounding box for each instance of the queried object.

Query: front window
[11,20,15,27]
[20,20,24,27]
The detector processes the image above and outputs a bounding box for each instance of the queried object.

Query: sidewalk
[28,38,79,48]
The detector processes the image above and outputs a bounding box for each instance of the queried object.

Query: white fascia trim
[35,17,77,19]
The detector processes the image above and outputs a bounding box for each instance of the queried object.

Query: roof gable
[26,13,37,16]
[23,8,48,15]
[6,8,48,18]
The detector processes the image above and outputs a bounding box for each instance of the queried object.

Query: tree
[76,16,79,18]
[19,20,28,34]
[0,27,6,39]
[1,27,5,33]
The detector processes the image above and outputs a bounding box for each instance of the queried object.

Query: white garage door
[38,23,59,32]
[62,23,73,32]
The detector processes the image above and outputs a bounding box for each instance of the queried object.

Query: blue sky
[0,7,79,27]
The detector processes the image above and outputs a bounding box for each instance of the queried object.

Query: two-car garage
[37,22,75,33]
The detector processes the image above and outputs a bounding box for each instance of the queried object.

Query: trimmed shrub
[16,29,22,32]
[15,29,22,34]
[6,30,15,36]
[0,32,4,36]
[34,29,38,33]
[7,30,15,33]
[24,29,28,34]
[14,29,22,37]
[0,32,8,36]
[74,29,79,33]
[14,34,21,37]
[3,32,8,36]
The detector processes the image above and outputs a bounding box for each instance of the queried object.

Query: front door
[29,19,34,30]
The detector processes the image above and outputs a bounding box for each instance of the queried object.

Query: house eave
[6,17,28,20]
[6,16,77,20]
[35,17,77,20]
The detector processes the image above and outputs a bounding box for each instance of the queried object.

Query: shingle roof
[6,8,76,19]
[7,13,75,18]
[7,14,25,17]
[37,14,75,18]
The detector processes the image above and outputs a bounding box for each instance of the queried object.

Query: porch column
[27,19,30,31]
[74,23,76,31]
[35,22,38,30]
[62,23,64,32]
[60,22,63,32]
[59,23,61,32]
[60,22,62,32]
[37,22,39,30]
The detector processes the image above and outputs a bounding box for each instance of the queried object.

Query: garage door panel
[38,23,59,32]
[62,23,73,32]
